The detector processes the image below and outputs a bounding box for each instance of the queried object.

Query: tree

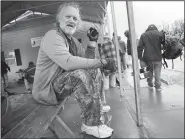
[171,19,184,37]
[161,22,170,33]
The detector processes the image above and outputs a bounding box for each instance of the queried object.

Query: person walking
[138,24,165,92]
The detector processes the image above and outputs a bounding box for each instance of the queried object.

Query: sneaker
[156,87,162,92]
[148,85,153,89]
[101,105,110,113]
[81,124,113,138]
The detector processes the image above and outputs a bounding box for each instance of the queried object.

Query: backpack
[162,34,184,69]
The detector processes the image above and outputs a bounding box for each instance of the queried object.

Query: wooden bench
[2,92,112,139]
[2,94,77,138]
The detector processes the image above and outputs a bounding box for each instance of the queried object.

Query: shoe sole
[82,132,113,139]
[82,130,113,139]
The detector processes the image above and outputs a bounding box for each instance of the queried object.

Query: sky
[106,1,184,42]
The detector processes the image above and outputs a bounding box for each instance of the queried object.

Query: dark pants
[52,69,103,126]
[121,53,126,70]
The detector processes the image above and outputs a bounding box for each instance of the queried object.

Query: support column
[126,1,142,126]
[105,1,111,37]
[110,1,124,97]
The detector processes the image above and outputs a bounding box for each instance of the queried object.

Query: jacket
[32,28,100,105]
[138,30,164,61]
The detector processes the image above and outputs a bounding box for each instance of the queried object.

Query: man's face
[58,6,80,36]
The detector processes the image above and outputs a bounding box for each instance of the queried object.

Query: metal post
[126,1,142,126]
[110,1,124,97]
[105,1,111,37]
[100,22,107,104]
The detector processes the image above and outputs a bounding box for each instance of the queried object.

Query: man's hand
[101,58,117,73]
[87,27,99,42]
[139,60,147,68]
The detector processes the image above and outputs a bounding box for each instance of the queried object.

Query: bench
[2,95,77,138]
[2,93,112,139]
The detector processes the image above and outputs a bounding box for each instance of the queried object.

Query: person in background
[100,34,118,90]
[23,61,36,93]
[118,36,127,71]
[124,30,132,68]
[138,24,165,92]
[136,39,139,47]
[32,2,115,138]
[1,61,17,96]
[124,30,132,56]
[1,61,10,88]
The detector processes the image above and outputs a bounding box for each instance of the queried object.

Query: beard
[60,25,77,36]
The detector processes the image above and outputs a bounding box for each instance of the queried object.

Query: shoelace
[100,125,112,131]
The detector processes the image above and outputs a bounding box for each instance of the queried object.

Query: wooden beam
[97,2,107,14]
[126,1,142,126]
[49,115,76,138]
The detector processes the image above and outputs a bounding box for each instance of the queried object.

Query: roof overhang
[1,1,108,28]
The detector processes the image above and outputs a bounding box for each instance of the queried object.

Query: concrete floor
[3,68,184,138]
[122,69,184,138]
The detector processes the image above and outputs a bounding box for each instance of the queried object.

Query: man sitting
[23,61,36,93]
[32,2,115,138]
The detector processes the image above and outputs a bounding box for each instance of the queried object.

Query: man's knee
[53,69,93,92]
[71,69,93,85]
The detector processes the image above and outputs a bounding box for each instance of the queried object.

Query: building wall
[2,16,102,83]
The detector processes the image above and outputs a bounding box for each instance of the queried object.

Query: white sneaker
[101,105,111,113]
[81,124,113,138]
[148,86,153,89]
[156,87,162,92]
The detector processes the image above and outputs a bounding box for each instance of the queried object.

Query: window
[5,51,17,66]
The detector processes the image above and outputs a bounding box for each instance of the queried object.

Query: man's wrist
[100,59,107,66]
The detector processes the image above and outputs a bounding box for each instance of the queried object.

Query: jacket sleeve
[5,62,10,71]
[42,30,101,71]
[138,35,144,59]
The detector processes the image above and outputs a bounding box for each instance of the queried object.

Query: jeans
[52,69,103,126]
[146,61,162,88]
